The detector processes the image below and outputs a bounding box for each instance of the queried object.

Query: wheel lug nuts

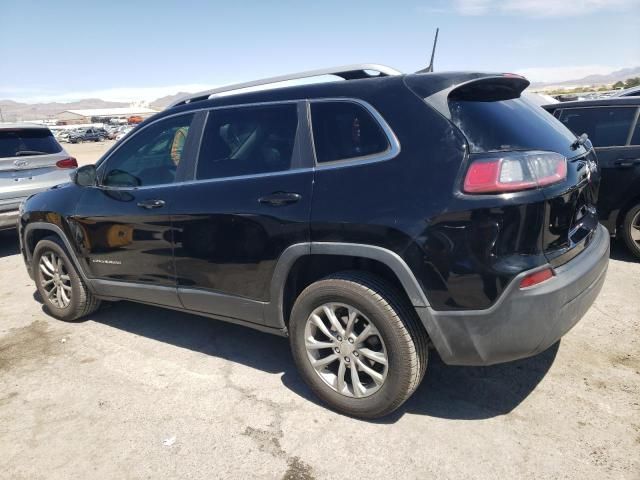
[354,351,359,357]
[344,357,350,363]
[348,338,354,344]
[334,347,340,353]
[337,336,342,341]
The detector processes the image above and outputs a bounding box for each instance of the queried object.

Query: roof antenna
[418,28,439,73]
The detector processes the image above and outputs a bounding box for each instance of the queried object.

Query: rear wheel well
[282,254,417,328]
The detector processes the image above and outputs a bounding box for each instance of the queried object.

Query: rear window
[556,107,636,147]
[0,128,62,158]
[449,96,581,157]
[310,101,389,163]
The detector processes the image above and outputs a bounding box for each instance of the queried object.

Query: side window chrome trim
[99,97,400,188]
[308,98,401,169]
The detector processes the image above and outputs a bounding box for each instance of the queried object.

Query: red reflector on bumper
[520,268,554,288]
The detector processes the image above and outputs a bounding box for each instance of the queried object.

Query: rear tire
[289,271,428,419]
[622,204,640,260]
[33,237,101,321]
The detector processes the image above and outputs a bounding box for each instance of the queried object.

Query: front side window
[196,104,298,180]
[310,101,389,163]
[557,107,636,147]
[101,113,194,187]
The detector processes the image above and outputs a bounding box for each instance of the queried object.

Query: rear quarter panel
[310,83,552,310]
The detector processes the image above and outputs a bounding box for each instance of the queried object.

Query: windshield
[0,128,62,158]
[449,96,585,158]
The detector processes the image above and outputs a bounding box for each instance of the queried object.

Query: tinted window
[311,101,389,163]
[0,128,62,158]
[557,107,636,147]
[102,114,194,187]
[197,104,298,180]
[450,96,581,157]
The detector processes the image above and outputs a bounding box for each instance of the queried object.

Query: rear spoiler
[406,74,530,120]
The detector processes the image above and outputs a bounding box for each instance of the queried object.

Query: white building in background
[56,107,158,124]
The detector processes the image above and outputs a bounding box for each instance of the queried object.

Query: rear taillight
[56,157,78,169]
[519,268,554,288]
[463,151,566,194]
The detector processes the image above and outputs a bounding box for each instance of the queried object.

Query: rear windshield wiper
[570,133,589,151]
[14,150,48,156]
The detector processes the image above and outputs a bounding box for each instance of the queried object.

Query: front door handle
[137,199,166,209]
[614,159,640,167]
[258,192,301,207]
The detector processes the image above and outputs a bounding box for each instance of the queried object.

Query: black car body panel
[19,70,609,365]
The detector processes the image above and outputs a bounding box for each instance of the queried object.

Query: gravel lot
[65,139,115,166]
[0,146,638,479]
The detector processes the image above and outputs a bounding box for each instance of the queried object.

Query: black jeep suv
[18,65,609,418]
[544,97,640,259]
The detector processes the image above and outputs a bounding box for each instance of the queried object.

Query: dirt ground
[0,146,638,479]
[65,140,115,166]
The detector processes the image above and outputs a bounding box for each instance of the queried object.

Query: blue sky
[1,0,639,102]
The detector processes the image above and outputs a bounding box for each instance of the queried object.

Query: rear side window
[449,97,580,157]
[310,101,389,163]
[0,128,62,158]
[197,104,298,180]
[557,107,636,147]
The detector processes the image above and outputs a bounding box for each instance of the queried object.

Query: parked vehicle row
[17,64,610,419]
[53,127,108,144]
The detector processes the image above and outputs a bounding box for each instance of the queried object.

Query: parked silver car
[0,123,77,230]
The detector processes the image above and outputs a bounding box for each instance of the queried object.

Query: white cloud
[515,65,620,83]
[452,0,493,15]
[453,0,639,16]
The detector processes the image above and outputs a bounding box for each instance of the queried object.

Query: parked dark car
[68,128,105,144]
[544,97,640,259]
[18,65,609,418]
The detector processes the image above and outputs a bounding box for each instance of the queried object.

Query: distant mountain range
[529,66,640,89]
[2,66,639,122]
[0,98,129,122]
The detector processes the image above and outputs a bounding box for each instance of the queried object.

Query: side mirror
[73,164,97,187]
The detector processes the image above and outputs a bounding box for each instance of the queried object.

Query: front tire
[33,237,101,321]
[622,204,640,260]
[289,272,428,419]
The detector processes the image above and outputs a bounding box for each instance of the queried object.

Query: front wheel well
[282,254,418,328]
[26,228,62,259]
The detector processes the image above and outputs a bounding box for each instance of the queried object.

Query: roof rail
[168,64,402,108]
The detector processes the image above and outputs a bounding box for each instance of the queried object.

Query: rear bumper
[418,224,609,366]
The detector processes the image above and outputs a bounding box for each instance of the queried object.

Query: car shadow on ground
[0,230,20,257]
[70,300,558,422]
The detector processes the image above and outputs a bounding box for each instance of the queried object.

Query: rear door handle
[614,159,640,167]
[258,192,301,206]
[137,199,166,209]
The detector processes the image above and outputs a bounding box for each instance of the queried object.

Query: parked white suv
[0,123,77,230]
